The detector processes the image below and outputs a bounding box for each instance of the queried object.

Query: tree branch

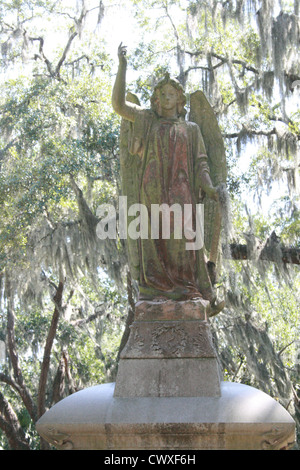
[212,52,259,75]
[30,3,91,81]
[55,31,78,78]
[278,341,295,356]
[0,373,24,396]
[30,36,54,77]
[70,306,104,327]
[62,349,77,395]
[226,243,300,265]
[51,354,66,405]
[224,127,277,139]
[69,175,99,233]
[184,49,260,74]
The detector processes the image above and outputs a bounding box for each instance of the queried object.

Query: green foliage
[0,70,120,267]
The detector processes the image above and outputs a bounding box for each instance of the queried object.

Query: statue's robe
[124,109,215,302]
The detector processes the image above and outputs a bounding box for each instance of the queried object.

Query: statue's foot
[150,296,169,302]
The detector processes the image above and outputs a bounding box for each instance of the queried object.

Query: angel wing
[119,92,141,280]
[189,91,227,266]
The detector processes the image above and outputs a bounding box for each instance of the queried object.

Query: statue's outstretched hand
[118,42,127,66]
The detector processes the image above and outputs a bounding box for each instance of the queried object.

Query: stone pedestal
[36,299,296,450]
[114,299,221,397]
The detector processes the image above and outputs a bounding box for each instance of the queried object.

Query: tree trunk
[37,280,64,420]
[116,271,135,363]
[0,391,30,450]
[5,276,37,422]
[51,354,66,405]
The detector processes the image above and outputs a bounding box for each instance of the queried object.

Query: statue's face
[158,84,178,112]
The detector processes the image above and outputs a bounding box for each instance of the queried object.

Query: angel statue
[112,44,227,315]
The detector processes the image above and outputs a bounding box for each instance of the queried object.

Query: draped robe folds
[126,108,214,302]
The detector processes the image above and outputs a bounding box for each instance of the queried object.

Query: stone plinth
[36,382,296,450]
[114,299,221,397]
[36,299,296,450]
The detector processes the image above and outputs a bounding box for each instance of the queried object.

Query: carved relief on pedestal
[131,328,145,353]
[192,323,214,356]
[120,320,217,359]
[150,323,187,357]
[41,428,74,450]
[261,425,296,450]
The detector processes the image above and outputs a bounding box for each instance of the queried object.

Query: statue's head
[150,73,187,118]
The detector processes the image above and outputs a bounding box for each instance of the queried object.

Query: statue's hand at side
[118,42,127,67]
[205,186,219,202]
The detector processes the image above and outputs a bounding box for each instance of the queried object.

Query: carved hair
[150,73,187,118]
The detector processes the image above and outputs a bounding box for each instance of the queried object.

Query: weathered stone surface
[114,357,221,397]
[120,320,216,359]
[134,299,209,322]
[36,382,296,450]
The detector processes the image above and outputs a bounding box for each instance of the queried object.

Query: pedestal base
[36,382,296,450]
[114,358,221,397]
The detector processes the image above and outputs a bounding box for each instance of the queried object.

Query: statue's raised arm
[112,43,142,122]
